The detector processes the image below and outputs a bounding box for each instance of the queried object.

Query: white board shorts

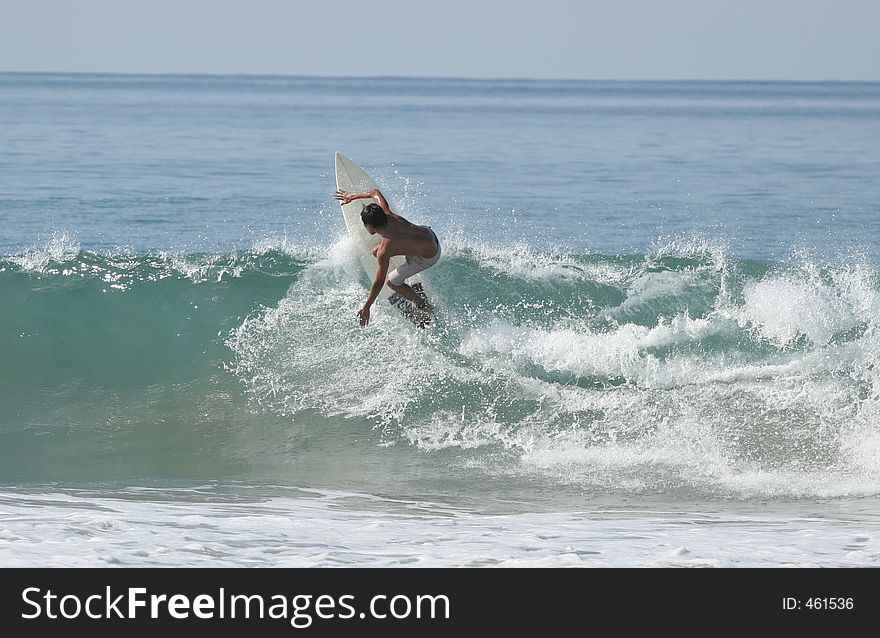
[387,232,441,286]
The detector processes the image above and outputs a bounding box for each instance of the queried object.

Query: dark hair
[361,203,388,229]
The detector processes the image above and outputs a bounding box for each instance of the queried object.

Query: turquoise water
[2,74,880,566]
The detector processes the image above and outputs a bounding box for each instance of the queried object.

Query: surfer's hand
[357,306,370,327]
[371,245,379,257]
[334,190,353,204]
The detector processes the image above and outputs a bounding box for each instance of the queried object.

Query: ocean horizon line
[1,69,878,85]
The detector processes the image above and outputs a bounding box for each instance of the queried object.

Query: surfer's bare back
[334,188,441,327]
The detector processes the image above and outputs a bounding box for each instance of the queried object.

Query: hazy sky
[1,0,877,80]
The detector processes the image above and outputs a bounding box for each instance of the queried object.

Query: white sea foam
[159,251,244,283]
[739,269,858,347]
[649,234,730,268]
[250,233,331,262]
[1,487,878,567]
[459,315,719,385]
[448,241,631,285]
[8,231,80,272]
[226,236,880,500]
[227,238,440,425]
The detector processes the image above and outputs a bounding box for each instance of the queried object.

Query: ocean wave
[4,235,880,498]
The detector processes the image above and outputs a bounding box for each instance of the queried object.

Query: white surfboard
[334,152,431,325]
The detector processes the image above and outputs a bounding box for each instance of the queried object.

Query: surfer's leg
[387,280,428,306]
[387,257,432,308]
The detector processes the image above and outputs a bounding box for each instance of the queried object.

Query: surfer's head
[361,203,388,234]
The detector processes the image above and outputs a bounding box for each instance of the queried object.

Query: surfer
[334,187,441,327]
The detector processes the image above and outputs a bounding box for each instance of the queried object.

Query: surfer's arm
[334,189,368,204]
[372,190,407,221]
[357,250,390,327]
[365,250,390,308]
[335,189,403,221]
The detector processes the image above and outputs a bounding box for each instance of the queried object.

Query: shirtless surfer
[334,188,441,327]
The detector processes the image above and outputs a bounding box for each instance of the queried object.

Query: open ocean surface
[2,73,880,566]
